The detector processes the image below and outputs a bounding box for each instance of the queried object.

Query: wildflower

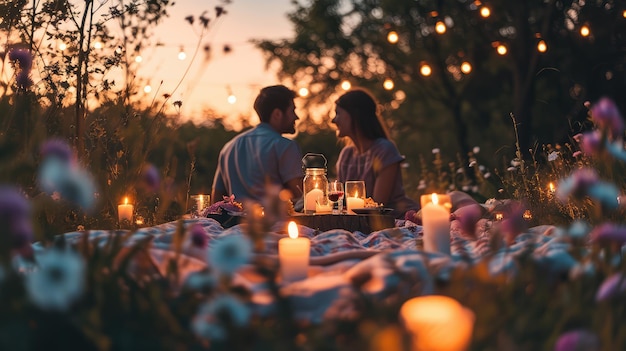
[417,180,426,190]
[25,249,86,311]
[192,295,251,341]
[38,157,97,212]
[207,234,252,275]
[41,139,74,164]
[483,172,491,178]
[587,181,620,210]
[506,167,516,172]
[510,159,521,167]
[8,48,33,89]
[472,146,480,154]
[468,160,477,167]
[140,163,160,193]
[605,140,626,162]
[590,223,626,245]
[547,151,559,161]
[590,97,624,140]
[576,131,603,156]
[0,186,34,256]
[596,273,626,302]
[499,201,528,244]
[554,329,600,351]
[556,168,599,203]
[453,204,483,237]
[188,223,208,248]
[431,148,440,154]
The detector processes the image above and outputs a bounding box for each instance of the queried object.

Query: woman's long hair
[335,88,390,140]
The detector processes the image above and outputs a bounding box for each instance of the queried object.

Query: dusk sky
[139,0,294,128]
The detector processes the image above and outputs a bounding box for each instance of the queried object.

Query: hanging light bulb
[144,85,152,93]
[537,40,547,53]
[435,21,446,34]
[387,31,399,44]
[496,44,507,55]
[383,78,394,90]
[460,62,472,74]
[340,80,351,90]
[298,87,309,97]
[480,6,491,18]
[580,25,590,37]
[227,94,237,104]
[178,46,187,60]
[58,42,67,51]
[135,55,143,63]
[93,41,103,49]
[420,63,432,76]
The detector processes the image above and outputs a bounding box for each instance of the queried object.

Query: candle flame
[355,191,359,198]
[549,182,555,192]
[288,221,299,239]
[431,193,439,205]
[124,197,129,205]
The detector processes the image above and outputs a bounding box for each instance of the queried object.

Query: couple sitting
[211,85,419,218]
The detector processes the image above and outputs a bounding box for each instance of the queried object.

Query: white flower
[431,148,440,154]
[473,146,480,154]
[547,151,559,162]
[192,295,251,341]
[462,185,470,192]
[484,172,491,178]
[456,168,464,174]
[510,159,521,167]
[468,160,477,167]
[208,234,252,275]
[507,167,517,172]
[25,249,86,311]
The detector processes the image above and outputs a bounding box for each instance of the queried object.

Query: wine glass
[327,180,344,214]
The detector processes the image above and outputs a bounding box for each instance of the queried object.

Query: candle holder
[345,180,366,214]
[190,194,210,217]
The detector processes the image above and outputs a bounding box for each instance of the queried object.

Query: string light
[537,40,547,53]
[177,46,187,60]
[383,78,394,90]
[387,31,399,44]
[58,42,67,51]
[135,55,143,63]
[480,6,491,18]
[420,63,432,76]
[227,94,236,104]
[496,44,507,55]
[143,85,152,93]
[435,21,446,34]
[580,25,590,37]
[460,62,472,74]
[298,87,309,97]
[340,80,351,90]
[623,10,626,18]
[93,41,103,49]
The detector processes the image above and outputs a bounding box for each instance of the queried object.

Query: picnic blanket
[27,214,573,323]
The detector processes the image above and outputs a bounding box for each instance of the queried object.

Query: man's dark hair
[253,85,296,123]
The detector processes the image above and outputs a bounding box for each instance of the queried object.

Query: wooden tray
[289,213,395,233]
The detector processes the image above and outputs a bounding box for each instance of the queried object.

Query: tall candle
[118,197,134,223]
[305,187,324,213]
[400,295,475,351]
[279,221,310,282]
[346,196,365,214]
[421,193,451,255]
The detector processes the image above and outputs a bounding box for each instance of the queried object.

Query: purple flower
[554,329,600,351]
[590,223,626,245]
[591,97,624,140]
[41,139,74,164]
[575,131,603,156]
[189,223,208,248]
[499,201,528,244]
[8,48,33,71]
[453,204,483,237]
[0,186,34,253]
[556,168,599,203]
[596,273,626,302]
[140,163,160,193]
[586,181,619,210]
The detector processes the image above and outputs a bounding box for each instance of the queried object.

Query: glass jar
[302,153,328,214]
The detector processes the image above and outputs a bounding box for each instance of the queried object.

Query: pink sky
[138,0,294,129]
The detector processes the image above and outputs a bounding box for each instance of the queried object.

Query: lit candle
[118,197,134,223]
[400,295,475,351]
[420,193,451,255]
[279,221,310,282]
[346,191,365,214]
[315,201,333,214]
[305,187,324,213]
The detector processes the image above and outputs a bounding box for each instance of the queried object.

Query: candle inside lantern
[118,197,134,223]
[400,295,475,351]
[315,200,333,214]
[420,193,451,255]
[304,186,324,213]
[279,221,310,283]
[345,180,366,214]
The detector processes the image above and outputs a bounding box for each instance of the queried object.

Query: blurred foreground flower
[207,234,252,275]
[25,249,86,311]
[188,223,208,248]
[140,163,161,193]
[192,294,251,341]
[0,186,34,258]
[590,223,626,245]
[8,47,33,89]
[595,272,626,302]
[590,97,624,140]
[554,329,600,351]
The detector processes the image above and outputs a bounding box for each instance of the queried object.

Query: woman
[332,88,419,218]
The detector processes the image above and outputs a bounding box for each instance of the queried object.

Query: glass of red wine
[327,180,344,214]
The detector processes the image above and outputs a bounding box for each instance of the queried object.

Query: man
[211,85,303,206]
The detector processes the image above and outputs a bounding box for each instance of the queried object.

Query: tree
[256,0,625,166]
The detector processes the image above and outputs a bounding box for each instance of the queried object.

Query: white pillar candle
[315,201,332,214]
[346,196,365,214]
[304,188,324,213]
[400,295,475,351]
[279,221,310,283]
[118,197,134,223]
[421,193,451,255]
